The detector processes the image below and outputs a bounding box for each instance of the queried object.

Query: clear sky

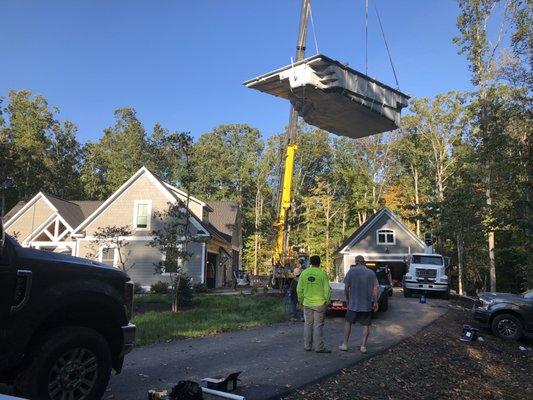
[0,0,472,143]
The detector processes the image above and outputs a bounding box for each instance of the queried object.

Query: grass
[132,294,287,346]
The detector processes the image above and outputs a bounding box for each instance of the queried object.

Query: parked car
[0,219,136,400]
[473,289,533,340]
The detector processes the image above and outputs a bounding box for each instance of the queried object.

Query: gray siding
[126,240,205,287]
[349,213,424,255]
[184,241,204,284]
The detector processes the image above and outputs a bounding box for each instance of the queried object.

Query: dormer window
[377,229,395,245]
[134,200,152,230]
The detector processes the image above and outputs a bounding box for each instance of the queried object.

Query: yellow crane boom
[273,0,311,269]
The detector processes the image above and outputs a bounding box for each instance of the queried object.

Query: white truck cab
[403,235,450,299]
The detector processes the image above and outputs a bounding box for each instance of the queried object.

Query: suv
[0,220,136,400]
[473,290,533,340]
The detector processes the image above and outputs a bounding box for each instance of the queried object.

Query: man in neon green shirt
[297,255,332,353]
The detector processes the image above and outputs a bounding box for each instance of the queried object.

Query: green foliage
[150,281,169,294]
[193,283,209,293]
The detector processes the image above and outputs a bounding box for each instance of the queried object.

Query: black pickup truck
[0,220,136,400]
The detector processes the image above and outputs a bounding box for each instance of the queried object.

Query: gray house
[333,208,425,285]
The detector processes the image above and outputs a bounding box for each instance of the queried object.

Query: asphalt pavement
[106,294,449,400]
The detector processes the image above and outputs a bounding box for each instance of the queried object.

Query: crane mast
[273,0,311,269]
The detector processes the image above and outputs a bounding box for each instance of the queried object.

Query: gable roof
[208,201,239,238]
[335,208,425,254]
[4,195,103,232]
[72,166,210,238]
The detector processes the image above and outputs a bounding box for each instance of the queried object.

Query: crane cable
[372,0,400,89]
[309,1,319,54]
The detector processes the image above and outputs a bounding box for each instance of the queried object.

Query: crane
[273,0,311,273]
[245,0,409,285]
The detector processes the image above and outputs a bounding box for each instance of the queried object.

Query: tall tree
[80,108,154,199]
[454,0,531,291]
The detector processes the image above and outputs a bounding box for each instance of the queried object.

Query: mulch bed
[283,300,533,400]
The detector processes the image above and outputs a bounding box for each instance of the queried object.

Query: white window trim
[133,200,152,231]
[99,245,119,267]
[376,229,396,245]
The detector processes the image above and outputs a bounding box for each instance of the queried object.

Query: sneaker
[290,317,298,322]
[360,346,367,354]
[315,349,332,353]
[339,343,348,351]
[304,348,312,352]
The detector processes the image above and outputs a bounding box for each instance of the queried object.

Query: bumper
[328,300,347,312]
[121,323,136,356]
[473,308,491,327]
[404,280,448,292]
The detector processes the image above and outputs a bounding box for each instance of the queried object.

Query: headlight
[439,276,448,283]
[404,275,413,281]
[477,298,493,310]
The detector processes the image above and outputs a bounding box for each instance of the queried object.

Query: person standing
[339,255,379,353]
[297,255,332,353]
[289,268,302,321]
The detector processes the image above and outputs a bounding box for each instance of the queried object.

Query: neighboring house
[333,208,425,285]
[4,166,242,289]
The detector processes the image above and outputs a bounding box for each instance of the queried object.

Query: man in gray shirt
[339,255,379,353]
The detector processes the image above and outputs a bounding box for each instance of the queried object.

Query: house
[333,208,425,285]
[3,166,242,289]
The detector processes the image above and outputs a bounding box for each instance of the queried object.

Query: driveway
[106,295,449,400]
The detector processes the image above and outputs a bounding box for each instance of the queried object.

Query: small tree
[151,203,194,311]
[149,132,196,312]
[87,225,134,272]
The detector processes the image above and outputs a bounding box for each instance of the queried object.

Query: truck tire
[403,288,411,298]
[491,314,523,341]
[379,296,389,312]
[15,326,112,400]
[442,288,450,300]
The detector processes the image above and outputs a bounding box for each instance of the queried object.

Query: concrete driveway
[106,295,449,400]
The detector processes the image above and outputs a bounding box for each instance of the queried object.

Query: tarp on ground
[244,54,410,139]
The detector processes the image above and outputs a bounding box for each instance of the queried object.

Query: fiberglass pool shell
[244,54,410,139]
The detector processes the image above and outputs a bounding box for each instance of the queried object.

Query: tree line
[0,0,530,294]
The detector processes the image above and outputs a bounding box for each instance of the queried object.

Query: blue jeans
[290,298,302,319]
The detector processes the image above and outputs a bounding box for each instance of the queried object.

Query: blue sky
[0,1,472,143]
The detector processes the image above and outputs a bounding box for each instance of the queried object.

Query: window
[100,247,116,266]
[134,200,152,230]
[376,229,395,245]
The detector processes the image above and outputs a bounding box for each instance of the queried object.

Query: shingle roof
[3,201,26,221]
[208,201,239,242]
[3,194,104,230]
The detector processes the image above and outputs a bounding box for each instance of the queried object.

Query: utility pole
[275,0,311,268]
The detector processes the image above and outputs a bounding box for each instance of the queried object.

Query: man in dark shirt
[339,255,379,353]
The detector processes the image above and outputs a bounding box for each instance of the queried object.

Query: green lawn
[133,294,288,345]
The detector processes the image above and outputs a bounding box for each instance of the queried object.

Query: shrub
[134,282,144,294]
[251,283,260,295]
[193,283,209,293]
[150,281,169,294]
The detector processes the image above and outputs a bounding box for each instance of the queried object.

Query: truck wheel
[403,288,411,298]
[442,288,450,300]
[491,314,523,341]
[15,327,112,400]
[379,296,389,312]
